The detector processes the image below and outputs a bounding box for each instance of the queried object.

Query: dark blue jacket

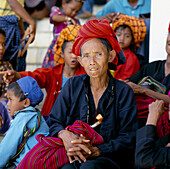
[49,73,138,167]
[135,125,170,169]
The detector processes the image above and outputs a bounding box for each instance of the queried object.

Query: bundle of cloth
[17,120,104,169]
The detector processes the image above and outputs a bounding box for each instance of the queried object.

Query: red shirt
[114,49,140,80]
[20,64,86,115]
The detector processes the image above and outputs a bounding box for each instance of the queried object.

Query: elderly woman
[48,19,138,169]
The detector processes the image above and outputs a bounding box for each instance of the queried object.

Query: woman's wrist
[57,130,68,139]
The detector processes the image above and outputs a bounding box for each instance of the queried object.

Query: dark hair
[114,25,134,50]
[62,41,69,53]
[0,28,6,37]
[24,1,45,14]
[8,82,26,102]
[63,0,84,3]
[80,38,112,56]
[97,38,113,52]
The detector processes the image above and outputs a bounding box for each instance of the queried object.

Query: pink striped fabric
[17,120,103,169]
[135,94,169,138]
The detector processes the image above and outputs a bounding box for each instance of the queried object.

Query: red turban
[169,23,170,32]
[72,19,126,66]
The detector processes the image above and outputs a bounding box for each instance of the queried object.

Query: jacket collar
[14,106,36,117]
[83,71,115,97]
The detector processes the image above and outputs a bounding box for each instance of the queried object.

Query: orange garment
[112,14,146,47]
[114,49,140,80]
[19,64,86,115]
[72,19,125,66]
[54,24,81,66]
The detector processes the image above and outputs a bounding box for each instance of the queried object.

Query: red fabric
[169,23,170,32]
[135,94,169,138]
[17,120,104,169]
[114,49,140,80]
[72,19,122,65]
[20,64,86,115]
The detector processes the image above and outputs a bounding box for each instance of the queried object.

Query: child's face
[62,41,79,69]
[115,27,133,51]
[7,90,26,116]
[166,33,170,55]
[62,0,83,18]
[0,33,6,60]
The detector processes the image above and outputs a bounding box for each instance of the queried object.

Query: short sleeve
[50,6,63,24]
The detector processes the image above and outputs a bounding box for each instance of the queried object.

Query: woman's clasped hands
[58,130,101,164]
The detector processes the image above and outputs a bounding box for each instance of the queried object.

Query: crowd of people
[0,0,169,169]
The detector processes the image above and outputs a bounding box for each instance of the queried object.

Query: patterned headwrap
[72,19,126,67]
[54,24,82,66]
[112,14,147,47]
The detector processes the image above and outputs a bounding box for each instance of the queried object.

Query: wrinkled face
[7,90,25,116]
[166,33,170,55]
[0,34,6,60]
[62,41,79,69]
[78,38,115,78]
[62,0,83,18]
[115,27,133,51]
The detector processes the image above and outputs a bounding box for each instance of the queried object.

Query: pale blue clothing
[62,73,69,88]
[96,0,151,17]
[0,106,49,168]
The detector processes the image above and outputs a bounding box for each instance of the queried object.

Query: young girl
[0,76,49,168]
[112,14,146,80]
[42,0,84,68]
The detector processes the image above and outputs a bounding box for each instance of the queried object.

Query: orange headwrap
[72,19,126,66]
[54,24,81,66]
[112,14,146,47]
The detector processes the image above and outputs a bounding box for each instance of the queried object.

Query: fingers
[123,79,130,83]
[68,155,82,164]
[73,156,82,163]
[69,142,91,155]
[0,71,8,75]
[0,114,3,129]
[68,150,87,162]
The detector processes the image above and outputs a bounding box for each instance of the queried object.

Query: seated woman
[126,23,170,136]
[127,23,170,103]
[135,98,170,169]
[17,19,138,169]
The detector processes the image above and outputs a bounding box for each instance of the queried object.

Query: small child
[2,25,86,117]
[0,76,49,168]
[0,28,13,135]
[42,0,84,68]
[112,14,146,80]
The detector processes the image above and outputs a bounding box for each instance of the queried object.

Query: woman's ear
[109,50,116,62]
[60,51,64,58]
[24,98,31,108]
[77,56,83,67]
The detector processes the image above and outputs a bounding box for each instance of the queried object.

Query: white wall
[149,0,170,62]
